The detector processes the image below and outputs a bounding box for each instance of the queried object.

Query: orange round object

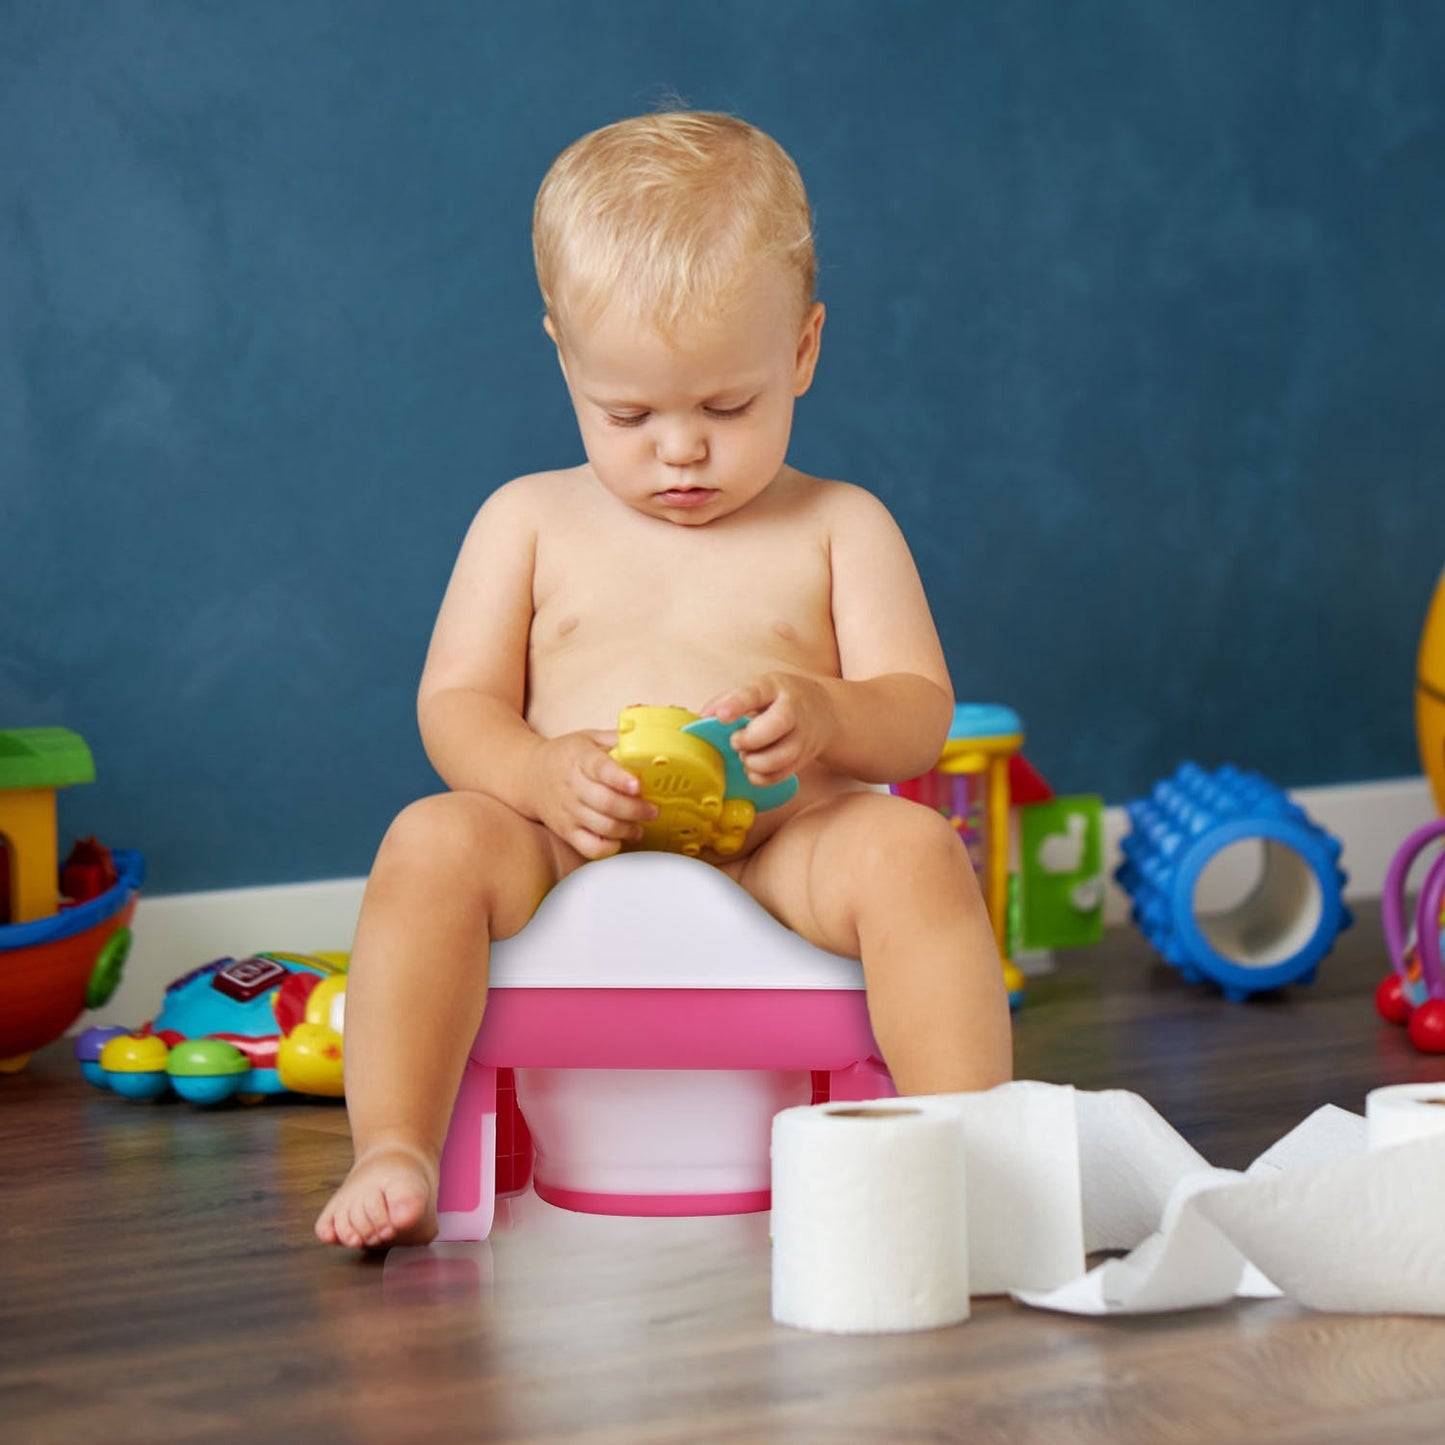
[1418,568,1445,814]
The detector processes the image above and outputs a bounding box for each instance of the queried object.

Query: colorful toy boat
[0,728,144,1072]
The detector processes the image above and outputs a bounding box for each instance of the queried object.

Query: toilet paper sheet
[772,1081,1445,1325]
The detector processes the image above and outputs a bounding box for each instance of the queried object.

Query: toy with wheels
[610,705,797,857]
[1376,821,1445,1053]
[75,951,347,1103]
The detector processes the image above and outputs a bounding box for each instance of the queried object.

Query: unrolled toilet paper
[771,1081,1445,1332]
[771,1099,970,1333]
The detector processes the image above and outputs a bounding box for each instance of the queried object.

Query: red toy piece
[1375,973,1412,1026]
[1408,998,1445,1054]
[60,837,118,907]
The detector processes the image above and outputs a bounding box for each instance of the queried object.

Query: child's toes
[386,1185,425,1231]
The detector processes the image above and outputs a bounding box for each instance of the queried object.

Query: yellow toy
[277,970,347,1096]
[1418,568,1445,814]
[610,705,798,858]
[0,728,94,924]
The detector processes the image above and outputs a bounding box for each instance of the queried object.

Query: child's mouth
[657,487,718,509]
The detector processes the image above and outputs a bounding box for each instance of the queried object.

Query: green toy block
[1019,795,1106,951]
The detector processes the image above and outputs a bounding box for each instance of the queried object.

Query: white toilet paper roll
[1366,1082,1445,1149]
[771,1099,969,1334]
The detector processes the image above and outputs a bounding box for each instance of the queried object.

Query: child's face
[547,264,824,527]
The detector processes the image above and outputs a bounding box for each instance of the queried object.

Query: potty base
[534,1183,774,1216]
[515,1065,812,1217]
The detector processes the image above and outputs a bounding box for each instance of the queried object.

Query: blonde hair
[534,111,816,340]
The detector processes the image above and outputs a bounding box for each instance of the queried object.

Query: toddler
[316,111,1011,1251]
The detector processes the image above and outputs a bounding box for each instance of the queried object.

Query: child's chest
[531,508,837,665]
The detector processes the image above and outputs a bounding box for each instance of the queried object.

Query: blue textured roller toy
[1115,763,1351,1001]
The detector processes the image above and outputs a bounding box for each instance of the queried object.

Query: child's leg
[315,791,579,1250]
[726,792,1011,1094]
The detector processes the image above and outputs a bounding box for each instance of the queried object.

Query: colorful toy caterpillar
[75,951,347,1104]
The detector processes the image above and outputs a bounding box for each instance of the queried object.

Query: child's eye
[704,400,755,420]
[604,411,650,428]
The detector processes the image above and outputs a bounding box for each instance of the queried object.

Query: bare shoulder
[472,466,590,529]
[780,472,909,544]
[457,470,603,566]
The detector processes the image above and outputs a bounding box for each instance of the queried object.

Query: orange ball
[1418,568,1445,814]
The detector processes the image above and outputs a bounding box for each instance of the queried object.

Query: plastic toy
[75,950,347,1103]
[1115,763,1351,1001]
[894,704,1104,1010]
[610,705,797,857]
[1018,794,1106,952]
[1419,568,1445,814]
[0,727,144,1072]
[1376,821,1445,1052]
[896,704,1030,1006]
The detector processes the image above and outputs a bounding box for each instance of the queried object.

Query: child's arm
[417,480,655,858]
[703,485,953,787]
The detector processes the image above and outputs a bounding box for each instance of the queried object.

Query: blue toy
[75,951,347,1104]
[1115,763,1351,1000]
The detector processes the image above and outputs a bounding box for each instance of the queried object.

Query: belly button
[557,616,580,638]
[773,621,798,643]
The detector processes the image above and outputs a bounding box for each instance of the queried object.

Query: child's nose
[655,421,708,466]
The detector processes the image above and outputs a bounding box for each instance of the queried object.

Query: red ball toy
[1375,973,1412,1026]
[1408,998,1445,1054]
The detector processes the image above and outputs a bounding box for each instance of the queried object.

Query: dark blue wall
[3,1,1441,893]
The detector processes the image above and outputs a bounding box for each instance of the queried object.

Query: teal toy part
[1114,763,1351,1001]
[682,717,799,812]
[949,702,1022,741]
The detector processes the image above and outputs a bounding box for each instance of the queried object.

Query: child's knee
[378,793,532,883]
[838,791,963,870]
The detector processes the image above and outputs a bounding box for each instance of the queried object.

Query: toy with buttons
[610,705,797,857]
[75,951,347,1104]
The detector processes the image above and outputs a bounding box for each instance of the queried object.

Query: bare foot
[315,1139,439,1251]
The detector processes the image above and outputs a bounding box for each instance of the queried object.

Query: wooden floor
[6,901,1445,1443]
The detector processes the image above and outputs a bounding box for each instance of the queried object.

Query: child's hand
[530,731,658,859]
[701,674,837,787]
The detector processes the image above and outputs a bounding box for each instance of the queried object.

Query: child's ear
[543,314,570,379]
[793,302,825,397]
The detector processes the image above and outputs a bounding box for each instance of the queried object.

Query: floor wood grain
[5,901,1445,1443]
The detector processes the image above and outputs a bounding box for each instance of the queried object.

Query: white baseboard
[87,775,1438,1031]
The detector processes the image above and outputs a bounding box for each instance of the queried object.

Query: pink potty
[435,853,893,1240]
